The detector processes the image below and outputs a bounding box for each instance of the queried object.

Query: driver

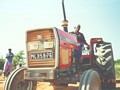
[74,24,89,61]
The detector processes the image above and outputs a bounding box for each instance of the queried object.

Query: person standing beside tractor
[74,24,89,62]
[4,48,14,77]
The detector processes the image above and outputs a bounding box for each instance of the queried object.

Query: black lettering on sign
[30,52,53,60]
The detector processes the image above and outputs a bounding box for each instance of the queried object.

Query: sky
[0,0,120,60]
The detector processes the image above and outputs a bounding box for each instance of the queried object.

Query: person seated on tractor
[74,24,89,64]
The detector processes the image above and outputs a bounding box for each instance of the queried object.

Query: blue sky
[0,0,120,60]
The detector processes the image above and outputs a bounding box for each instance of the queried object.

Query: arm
[81,33,90,48]
[6,53,14,58]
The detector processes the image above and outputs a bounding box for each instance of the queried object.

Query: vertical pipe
[62,0,68,32]
[62,0,66,20]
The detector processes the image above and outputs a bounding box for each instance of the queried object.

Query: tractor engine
[24,27,78,83]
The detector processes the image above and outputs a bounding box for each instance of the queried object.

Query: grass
[115,64,120,78]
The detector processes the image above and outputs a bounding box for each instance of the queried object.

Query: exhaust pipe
[61,0,68,32]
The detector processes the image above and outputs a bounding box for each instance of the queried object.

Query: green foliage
[0,58,5,70]
[13,50,26,68]
[115,59,120,65]
[0,58,5,63]
[114,59,120,78]
[115,67,120,78]
[115,59,120,78]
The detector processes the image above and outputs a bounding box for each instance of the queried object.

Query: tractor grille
[27,29,54,42]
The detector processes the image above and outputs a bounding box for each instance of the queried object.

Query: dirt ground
[0,74,120,90]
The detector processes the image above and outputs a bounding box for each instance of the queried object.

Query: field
[0,75,120,90]
[0,64,120,90]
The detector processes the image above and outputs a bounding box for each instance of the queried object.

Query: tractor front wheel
[4,68,37,90]
[79,69,101,90]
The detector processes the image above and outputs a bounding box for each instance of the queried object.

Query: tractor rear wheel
[94,42,116,89]
[4,68,37,90]
[79,69,101,90]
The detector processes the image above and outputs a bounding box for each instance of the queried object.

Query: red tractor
[4,1,116,90]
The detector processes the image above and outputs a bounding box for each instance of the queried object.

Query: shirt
[6,53,14,62]
[75,32,86,44]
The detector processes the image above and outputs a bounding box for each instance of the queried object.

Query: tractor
[4,1,116,90]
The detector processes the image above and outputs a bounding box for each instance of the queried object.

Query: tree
[0,54,5,70]
[0,59,5,70]
[115,59,120,65]
[13,50,26,68]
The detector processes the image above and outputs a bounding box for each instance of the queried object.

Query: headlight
[44,41,53,48]
[28,42,39,51]
[27,40,54,51]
